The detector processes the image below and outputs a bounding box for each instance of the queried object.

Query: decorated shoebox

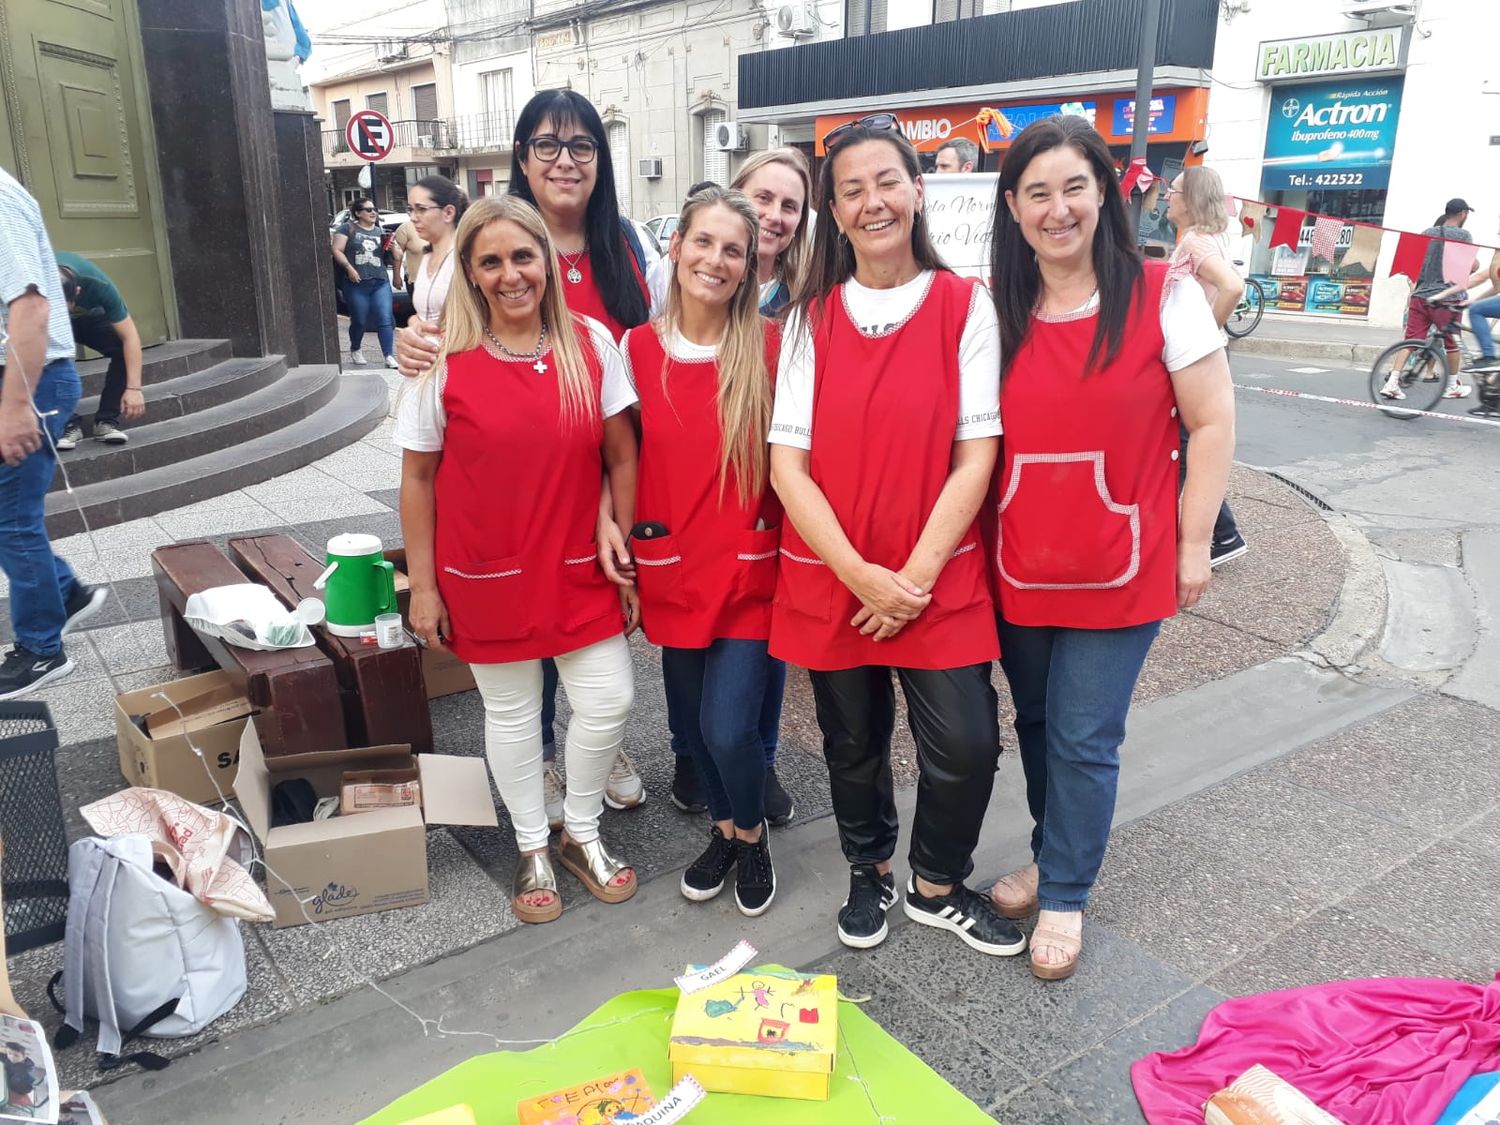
[515,1068,656,1124]
[669,969,837,1101]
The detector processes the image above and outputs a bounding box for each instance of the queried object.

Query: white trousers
[468,634,634,852]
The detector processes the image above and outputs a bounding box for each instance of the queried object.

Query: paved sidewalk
[1231,311,1394,366]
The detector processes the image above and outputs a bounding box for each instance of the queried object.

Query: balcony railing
[451,112,515,153]
[321,118,458,160]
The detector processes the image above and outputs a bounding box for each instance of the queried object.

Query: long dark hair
[796,127,946,322]
[989,115,1143,379]
[510,89,648,330]
[415,175,468,225]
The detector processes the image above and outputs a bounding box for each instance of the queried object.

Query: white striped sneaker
[902,876,1027,957]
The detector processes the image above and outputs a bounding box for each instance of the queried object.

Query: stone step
[70,355,288,429]
[51,363,341,491]
[76,338,231,400]
[44,370,389,537]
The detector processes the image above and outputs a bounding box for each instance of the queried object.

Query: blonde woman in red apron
[984,116,1235,979]
[768,117,1024,957]
[394,196,641,925]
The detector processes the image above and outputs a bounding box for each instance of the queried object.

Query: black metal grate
[0,702,69,953]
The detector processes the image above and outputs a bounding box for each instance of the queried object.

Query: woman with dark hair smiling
[767,115,1021,958]
[983,115,1234,980]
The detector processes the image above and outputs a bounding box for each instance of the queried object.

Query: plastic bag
[183,583,323,650]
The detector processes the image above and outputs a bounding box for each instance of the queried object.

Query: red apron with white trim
[629,326,783,648]
[562,249,648,343]
[992,262,1179,629]
[433,341,622,663]
[769,271,999,672]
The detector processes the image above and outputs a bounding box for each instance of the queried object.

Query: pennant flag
[1224,193,1237,221]
[1239,201,1268,237]
[1120,156,1155,197]
[1341,223,1384,273]
[1309,215,1342,264]
[1442,239,1478,285]
[1389,231,1431,282]
[1270,207,1306,251]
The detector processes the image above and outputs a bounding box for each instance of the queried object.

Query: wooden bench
[151,541,347,758]
[228,534,434,754]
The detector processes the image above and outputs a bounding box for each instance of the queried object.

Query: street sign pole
[1128,0,1163,235]
[368,162,378,210]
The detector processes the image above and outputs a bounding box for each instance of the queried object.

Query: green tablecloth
[361,973,995,1124]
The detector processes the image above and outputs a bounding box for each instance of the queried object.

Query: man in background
[1392,197,1476,401]
[55,252,145,449]
[934,138,979,173]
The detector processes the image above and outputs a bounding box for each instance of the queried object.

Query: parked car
[643,214,678,253]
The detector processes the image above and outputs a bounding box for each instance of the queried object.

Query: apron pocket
[925,527,991,621]
[561,541,615,630]
[997,452,1141,590]
[631,533,690,611]
[440,556,533,642]
[774,544,837,622]
[732,527,780,604]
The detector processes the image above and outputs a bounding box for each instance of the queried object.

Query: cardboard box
[669,969,837,1101]
[115,671,254,805]
[384,548,477,699]
[516,1069,656,1124]
[234,724,497,927]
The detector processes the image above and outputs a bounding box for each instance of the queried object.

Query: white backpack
[48,835,247,1069]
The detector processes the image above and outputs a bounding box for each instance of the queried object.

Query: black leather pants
[809,662,1000,886]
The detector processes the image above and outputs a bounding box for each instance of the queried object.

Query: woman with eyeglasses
[768,114,1022,958]
[406,175,468,327]
[332,197,397,368]
[983,116,1234,980]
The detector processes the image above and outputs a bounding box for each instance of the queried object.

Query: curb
[1230,335,1386,367]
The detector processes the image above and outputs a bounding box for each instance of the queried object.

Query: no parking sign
[345,109,395,162]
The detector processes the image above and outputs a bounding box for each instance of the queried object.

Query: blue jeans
[997,616,1161,912]
[343,277,394,357]
[669,657,784,767]
[1470,294,1500,359]
[660,640,779,829]
[0,359,82,656]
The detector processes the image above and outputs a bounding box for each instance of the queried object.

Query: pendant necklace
[484,322,549,374]
[558,244,586,285]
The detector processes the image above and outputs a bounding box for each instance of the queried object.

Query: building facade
[447,0,533,199]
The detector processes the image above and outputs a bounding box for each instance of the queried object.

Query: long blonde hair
[1177,165,1229,236]
[663,187,771,506]
[422,195,595,426]
[731,148,813,306]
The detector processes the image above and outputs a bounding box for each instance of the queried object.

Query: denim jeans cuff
[1037,898,1086,913]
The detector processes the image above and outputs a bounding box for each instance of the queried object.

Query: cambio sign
[1261,78,1404,191]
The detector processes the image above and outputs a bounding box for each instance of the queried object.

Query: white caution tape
[674,940,757,994]
[631,1075,707,1124]
[1235,382,1500,428]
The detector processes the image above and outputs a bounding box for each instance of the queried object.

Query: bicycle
[1225,276,1265,340]
[1367,296,1479,419]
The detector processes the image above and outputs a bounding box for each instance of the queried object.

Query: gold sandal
[557,835,637,904]
[512,851,562,924]
[989,862,1039,919]
[1030,911,1083,981]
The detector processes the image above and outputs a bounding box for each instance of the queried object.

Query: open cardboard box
[384,547,477,698]
[234,724,497,927]
[115,670,254,805]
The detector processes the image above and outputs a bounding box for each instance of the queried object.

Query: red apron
[629,327,783,648]
[991,262,1180,629]
[434,341,622,663]
[769,271,999,672]
[561,247,648,343]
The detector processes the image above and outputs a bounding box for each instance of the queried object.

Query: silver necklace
[558,244,586,285]
[484,322,549,374]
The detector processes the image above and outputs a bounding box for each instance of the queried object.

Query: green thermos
[316,533,398,637]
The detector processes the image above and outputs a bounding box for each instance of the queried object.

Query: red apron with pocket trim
[768,271,999,672]
[433,339,622,663]
[629,325,782,648]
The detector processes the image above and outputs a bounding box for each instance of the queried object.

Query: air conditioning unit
[416,134,435,148]
[638,157,663,179]
[375,39,408,63]
[713,122,750,152]
[776,3,817,38]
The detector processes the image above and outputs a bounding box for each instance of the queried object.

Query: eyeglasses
[408,202,443,216]
[525,135,598,164]
[821,112,900,149]
[356,206,376,213]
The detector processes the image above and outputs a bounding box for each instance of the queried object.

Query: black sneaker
[1209,531,1249,569]
[734,826,775,917]
[62,582,107,636]
[902,876,1027,957]
[763,767,794,826]
[55,424,83,451]
[837,864,898,949]
[0,646,75,701]
[670,755,708,814]
[680,825,738,902]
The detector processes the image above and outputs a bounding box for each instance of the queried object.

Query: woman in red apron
[394,196,641,925]
[616,186,784,915]
[983,116,1235,979]
[767,117,1023,957]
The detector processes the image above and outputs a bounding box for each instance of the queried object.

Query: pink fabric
[1132,975,1500,1125]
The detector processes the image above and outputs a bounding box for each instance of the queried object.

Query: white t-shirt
[1050,276,1224,372]
[393,316,637,452]
[768,271,1002,452]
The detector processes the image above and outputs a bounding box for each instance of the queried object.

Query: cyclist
[1429,229,1500,416]
[1383,198,1476,401]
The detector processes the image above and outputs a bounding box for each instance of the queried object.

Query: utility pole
[1128,0,1163,237]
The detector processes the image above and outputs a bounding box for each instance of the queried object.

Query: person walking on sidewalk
[769,116,1024,958]
[395,196,640,924]
[984,116,1234,980]
[612,187,784,917]
[1165,165,1248,567]
[332,197,397,369]
[53,253,145,450]
[405,175,466,326]
[0,169,107,701]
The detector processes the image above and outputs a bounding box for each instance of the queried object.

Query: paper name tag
[674,940,757,994]
[629,1076,705,1125]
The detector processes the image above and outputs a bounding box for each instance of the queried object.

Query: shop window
[846,0,888,37]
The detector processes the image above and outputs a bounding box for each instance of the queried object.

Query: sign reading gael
[345,108,395,162]
[1256,28,1410,83]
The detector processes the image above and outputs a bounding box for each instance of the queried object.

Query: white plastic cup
[374,612,404,649]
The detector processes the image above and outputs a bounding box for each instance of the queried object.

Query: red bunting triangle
[1270,207,1306,251]
[1389,231,1432,283]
